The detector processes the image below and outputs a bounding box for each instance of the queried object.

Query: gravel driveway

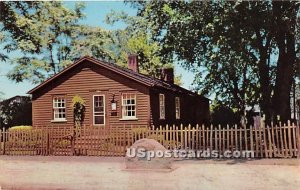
[0,156,299,190]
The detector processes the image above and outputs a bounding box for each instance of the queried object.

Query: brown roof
[27,56,208,99]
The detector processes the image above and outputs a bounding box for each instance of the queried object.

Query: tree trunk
[258,49,272,123]
[272,2,297,123]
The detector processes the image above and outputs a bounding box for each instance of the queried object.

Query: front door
[93,95,105,126]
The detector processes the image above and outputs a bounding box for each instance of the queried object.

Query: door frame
[90,91,108,127]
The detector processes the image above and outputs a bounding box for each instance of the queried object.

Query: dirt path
[0,156,299,190]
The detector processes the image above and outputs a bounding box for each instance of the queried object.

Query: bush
[132,127,148,135]
[72,95,86,127]
[211,104,240,126]
[9,125,33,131]
[0,96,32,128]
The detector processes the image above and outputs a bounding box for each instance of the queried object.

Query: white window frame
[93,95,105,126]
[121,93,137,120]
[159,94,165,119]
[175,97,180,119]
[53,96,66,121]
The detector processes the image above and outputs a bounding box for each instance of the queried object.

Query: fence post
[70,127,75,156]
[296,126,300,159]
[0,128,1,155]
[2,128,6,155]
[46,132,50,155]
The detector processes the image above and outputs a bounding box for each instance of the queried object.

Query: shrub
[9,125,33,131]
[132,127,149,135]
[56,139,71,148]
[71,95,85,127]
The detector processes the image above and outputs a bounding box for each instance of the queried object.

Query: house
[28,55,210,128]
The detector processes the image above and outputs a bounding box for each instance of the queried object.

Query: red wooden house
[28,55,210,128]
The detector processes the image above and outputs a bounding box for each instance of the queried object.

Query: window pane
[159,94,165,119]
[122,93,136,118]
[94,96,104,112]
[53,96,66,120]
[175,97,180,119]
[94,116,104,125]
[93,96,105,124]
[95,107,103,112]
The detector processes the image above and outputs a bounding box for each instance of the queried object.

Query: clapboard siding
[150,88,209,127]
[32,60,150,128]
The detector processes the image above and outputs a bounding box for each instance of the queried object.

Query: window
[93,95,105,125]
[159,94,165,119]
[175,97,180,119]
[122,93,136,119]
[53,97,66,121]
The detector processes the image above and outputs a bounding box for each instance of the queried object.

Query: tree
[0,2,43,55]
[0,2,181,86]
[0,2,114,84]
[130,1,299,123]
[106,10,183,85]
[271,2,298,122]
[2,2,86,84]
[0,96,32,128]
[0,32,9,62]
[69,25,114,62]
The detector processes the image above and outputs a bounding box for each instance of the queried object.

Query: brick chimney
[128,54,139,72]
[160,68,174,84]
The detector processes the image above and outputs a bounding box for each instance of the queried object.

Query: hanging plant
[71,95,86,128]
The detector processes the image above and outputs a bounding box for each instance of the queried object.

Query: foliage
[0,2,113,84]
[106,11,183,85]
[8,125,32,131]
[69,25,114,61]
[71,95,85,127]
[56,139,71,148]
[132,127,149,135]
[131,1,299,123]
[0,32,9,62]
[211,102,240,126]
[0,2,183,87]
[0,96,32,129]
[6,128,43,147]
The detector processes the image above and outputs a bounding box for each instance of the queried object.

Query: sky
[0,1,195,99]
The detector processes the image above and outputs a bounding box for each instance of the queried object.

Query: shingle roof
[27,56,208,100]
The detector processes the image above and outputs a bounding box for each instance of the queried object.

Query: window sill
[51,119,67,123]
[93,125,105,127]
[119,118,138,121]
